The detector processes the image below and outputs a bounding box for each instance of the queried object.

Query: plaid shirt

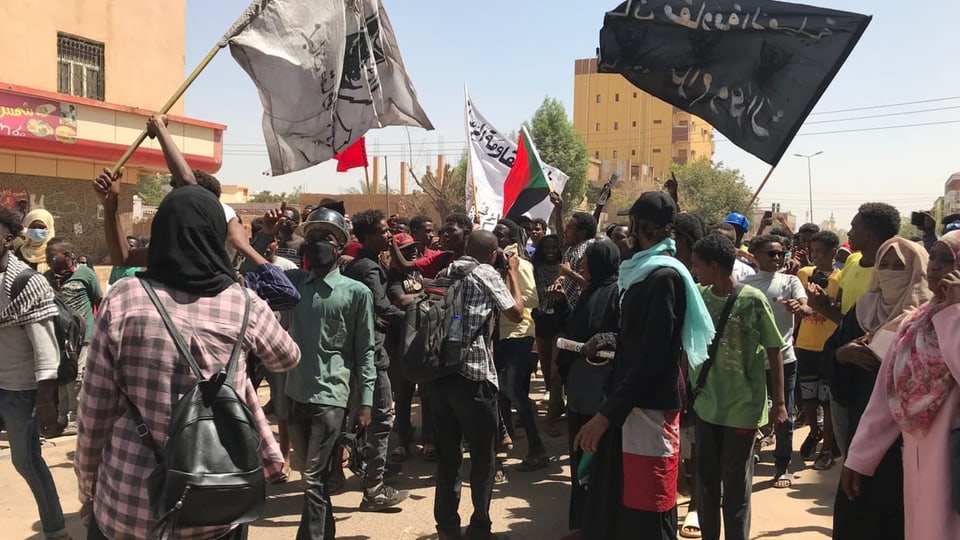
[441,258,516,388]
[75,279,300,540]
[561,239,594,310]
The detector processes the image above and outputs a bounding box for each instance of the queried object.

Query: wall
[0,0,187,115]
[2,172,134,263]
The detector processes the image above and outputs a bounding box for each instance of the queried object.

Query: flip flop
[680,510,701,538]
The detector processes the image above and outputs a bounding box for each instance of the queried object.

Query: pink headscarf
[887,231,960,438]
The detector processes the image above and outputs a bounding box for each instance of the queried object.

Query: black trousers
[695,418,756,540]
[289,402,347,540]
[430,374,499,539]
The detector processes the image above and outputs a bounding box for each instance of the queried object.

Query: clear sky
[182,0,960,228]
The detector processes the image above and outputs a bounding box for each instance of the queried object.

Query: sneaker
[813,450,837,471]
[360,483,409,511]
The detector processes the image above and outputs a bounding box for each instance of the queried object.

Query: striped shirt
[75,279,300,540]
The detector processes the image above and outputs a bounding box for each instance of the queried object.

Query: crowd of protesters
[2,115,960,540]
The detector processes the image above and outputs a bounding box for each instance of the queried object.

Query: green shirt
[47,265,103,343]
[283,267,376,408]
[108,266,140,285]
[692,284,785,429]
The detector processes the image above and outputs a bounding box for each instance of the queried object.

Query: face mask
[876,269,907,303]
[27,228,48,242]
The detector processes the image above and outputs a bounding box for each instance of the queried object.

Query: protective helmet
[298,207,349,246]
[723,212,750,233]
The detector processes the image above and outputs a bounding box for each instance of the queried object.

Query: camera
[810,271,829,289]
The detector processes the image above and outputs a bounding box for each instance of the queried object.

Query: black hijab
[558,240,621,380]
[140,185,237,296]
[584,240,620,290]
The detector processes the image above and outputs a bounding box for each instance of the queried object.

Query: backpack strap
[140,279,205,380]
[10,268,39,300]
[690,283,745,404]
[225,287,251,381]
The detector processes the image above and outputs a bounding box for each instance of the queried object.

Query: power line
[808,96,960,115]
[804,105,960,125]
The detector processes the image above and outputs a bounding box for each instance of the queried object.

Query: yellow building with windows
[573,58,714,190]
[0,0,224,262]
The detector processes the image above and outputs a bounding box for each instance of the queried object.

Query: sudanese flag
[502,125,551,220]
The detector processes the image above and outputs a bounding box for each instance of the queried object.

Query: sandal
[391,445,409,463]
[680,510,701,538]
[800,431,822,460]
[273,465,292,484]
[516,454,549,472]
[813,450,837,471]
[772,471,792,489]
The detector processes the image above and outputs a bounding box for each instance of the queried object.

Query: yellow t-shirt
[796,266,842,352]
[839,252,873,315]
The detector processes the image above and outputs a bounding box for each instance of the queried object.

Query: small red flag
[333,137,369,172]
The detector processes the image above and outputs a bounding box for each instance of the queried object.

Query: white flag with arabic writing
[465,90,567,231]
[228,0,433,175]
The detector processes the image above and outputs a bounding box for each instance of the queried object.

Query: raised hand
[93,167,122,205]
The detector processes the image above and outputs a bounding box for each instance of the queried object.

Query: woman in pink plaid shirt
[75,186,301,540]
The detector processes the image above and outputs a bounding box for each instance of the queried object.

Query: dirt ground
[1,379,838,539]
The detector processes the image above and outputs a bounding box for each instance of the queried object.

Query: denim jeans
[0,388,67,539]
[496,337,542,451]
[766,361,798,472]
[430,375,499,539]
[288,402,346,540]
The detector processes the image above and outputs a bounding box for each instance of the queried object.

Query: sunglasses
[767,250,785,258]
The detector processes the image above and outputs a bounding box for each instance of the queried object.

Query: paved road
[1,381,839,539]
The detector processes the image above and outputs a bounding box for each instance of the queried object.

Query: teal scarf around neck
[618,238,716,369]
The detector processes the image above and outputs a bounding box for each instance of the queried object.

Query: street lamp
[794,151,823,223]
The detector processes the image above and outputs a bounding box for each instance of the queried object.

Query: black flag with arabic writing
[598,0,870,165]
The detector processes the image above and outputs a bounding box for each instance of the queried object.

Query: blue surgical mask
[27,228,48,242]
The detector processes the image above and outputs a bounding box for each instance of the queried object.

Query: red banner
[0,90,78,144]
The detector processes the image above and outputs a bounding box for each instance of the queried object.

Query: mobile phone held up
[810,270,830,289]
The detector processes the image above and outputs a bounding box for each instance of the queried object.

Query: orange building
[0,0,225,261]
[573,58,714,190]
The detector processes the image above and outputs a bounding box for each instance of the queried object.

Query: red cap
[393,233,419,249]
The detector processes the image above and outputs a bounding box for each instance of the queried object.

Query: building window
[679,120,689,126]
[633,92,638,98]
[615,93,620,102]
[612,150,618,159]
[58,33,105,101]
[594,151,600,159]
[595,123,600,132]
[631,149,636,156]
[596,94,601,103]
[613,121,619,130]
[653,119,662,124]
[632,121,637,127]
[652,148,662,153]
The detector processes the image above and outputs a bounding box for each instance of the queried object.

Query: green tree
[527,97,590,216]
[135,173,171,206]
[670,158,755,224]
[249,188,301,204]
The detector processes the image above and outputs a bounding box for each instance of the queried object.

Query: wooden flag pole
[110,41,227,176]
[746,164,778,210]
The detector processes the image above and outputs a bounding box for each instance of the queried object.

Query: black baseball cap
[617,192,676,226]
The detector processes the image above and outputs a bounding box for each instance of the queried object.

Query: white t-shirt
[740,270,806,366]
[222,203,239,265]
[733,258,756,282]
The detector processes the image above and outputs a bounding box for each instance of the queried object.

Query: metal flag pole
[110,2,264,175]
[364,164,375,208]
